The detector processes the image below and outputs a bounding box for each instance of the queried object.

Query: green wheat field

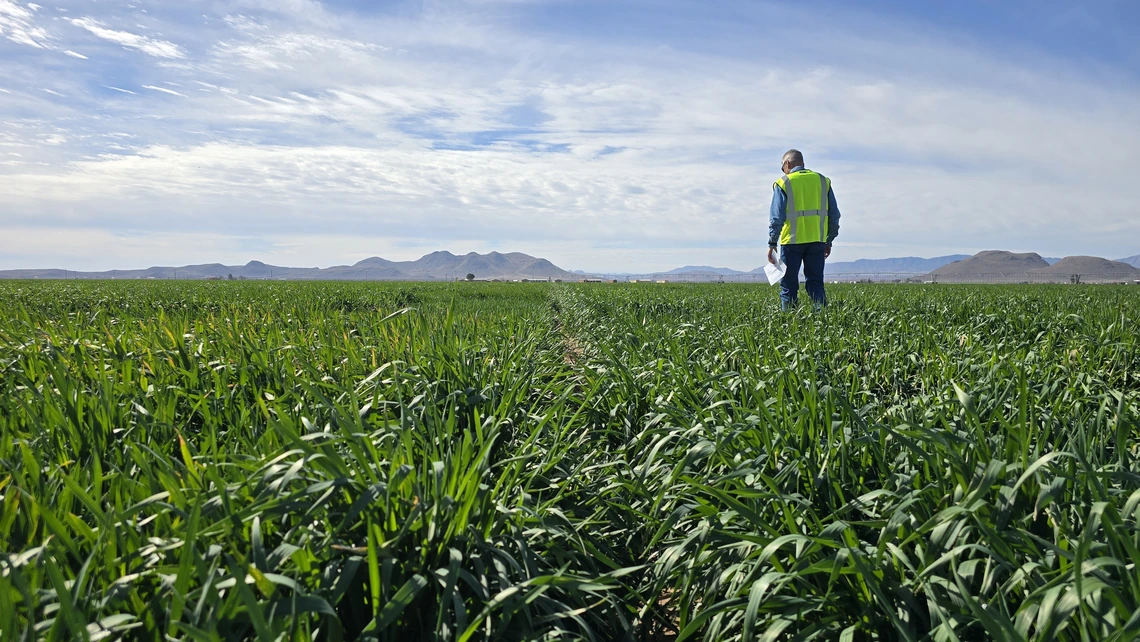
[1,280,1138,641]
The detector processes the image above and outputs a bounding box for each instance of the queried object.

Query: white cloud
[62,48,86,58]
[0,0,53,48]
[212,31,387,71]
[0,132,1125,261]
[102,85,136,94]
[142,84,186,97]
[69,17,185,58]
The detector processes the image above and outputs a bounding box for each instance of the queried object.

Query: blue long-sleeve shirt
[769,166,841,247]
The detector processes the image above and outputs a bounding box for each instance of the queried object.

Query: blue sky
[1,0,1138,272]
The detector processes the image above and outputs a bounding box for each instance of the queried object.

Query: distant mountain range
[813,255,1066,274]
[2,249,1136,282]
[932,251,1140,277]
[794,255,970,274]
[1118,254,1140,268]
[664,266,746,275]
[0,251,576,281]
[616,255,1072,279]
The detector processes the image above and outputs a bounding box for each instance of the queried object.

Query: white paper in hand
[763,261,786,286]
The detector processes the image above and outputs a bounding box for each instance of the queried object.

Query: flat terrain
[1,281,1138,641]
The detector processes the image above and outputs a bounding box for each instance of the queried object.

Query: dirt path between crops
[549,289,681,642]
[645,589,681,641]
[562,334,584,365]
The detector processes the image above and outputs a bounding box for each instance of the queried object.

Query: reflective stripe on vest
[776,171,829,245]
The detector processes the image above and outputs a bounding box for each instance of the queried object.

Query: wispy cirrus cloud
[0,0,51,48]
[142,84,186,97]
[68,17,185,58]
[213,31,387,71]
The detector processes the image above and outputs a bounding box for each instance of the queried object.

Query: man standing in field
[767,149,841,308]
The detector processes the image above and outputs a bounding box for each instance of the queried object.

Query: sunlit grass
[1,281,1137,640]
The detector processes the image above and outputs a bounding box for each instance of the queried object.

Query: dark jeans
[780,242,827,309]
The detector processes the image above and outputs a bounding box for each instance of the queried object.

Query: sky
[1,0,1138,273]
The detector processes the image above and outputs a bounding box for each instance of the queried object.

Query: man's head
[781,149,804,175]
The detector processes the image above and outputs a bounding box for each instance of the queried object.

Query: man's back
[767,150,841,308]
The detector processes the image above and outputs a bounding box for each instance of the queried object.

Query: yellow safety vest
[774,170,830,245]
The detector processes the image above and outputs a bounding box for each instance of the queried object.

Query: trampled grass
[1,281,1138,641]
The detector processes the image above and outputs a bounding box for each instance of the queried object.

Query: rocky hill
[924,251,1140,282]
[1029,256,1140,276]
[931,251,1050,276]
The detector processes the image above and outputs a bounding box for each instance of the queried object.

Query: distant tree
[466,273,475,281]
[227,273,234,281]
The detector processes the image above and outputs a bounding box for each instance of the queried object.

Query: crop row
[1,281,1138,641]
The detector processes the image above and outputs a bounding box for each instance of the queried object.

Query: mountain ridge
[664,266,746,275]
[1117,254,1140,268]
[0,251,577,281]
[931,250,1051,276]
[2,249,1136,281]
[801,254,970,275]
[1030,256,1140,276]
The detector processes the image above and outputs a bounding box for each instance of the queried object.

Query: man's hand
[823,245,832,259]
[768,247,778,265]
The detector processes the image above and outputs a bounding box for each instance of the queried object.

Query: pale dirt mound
[931,250,1049,275]
[1030,256,1140,275]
